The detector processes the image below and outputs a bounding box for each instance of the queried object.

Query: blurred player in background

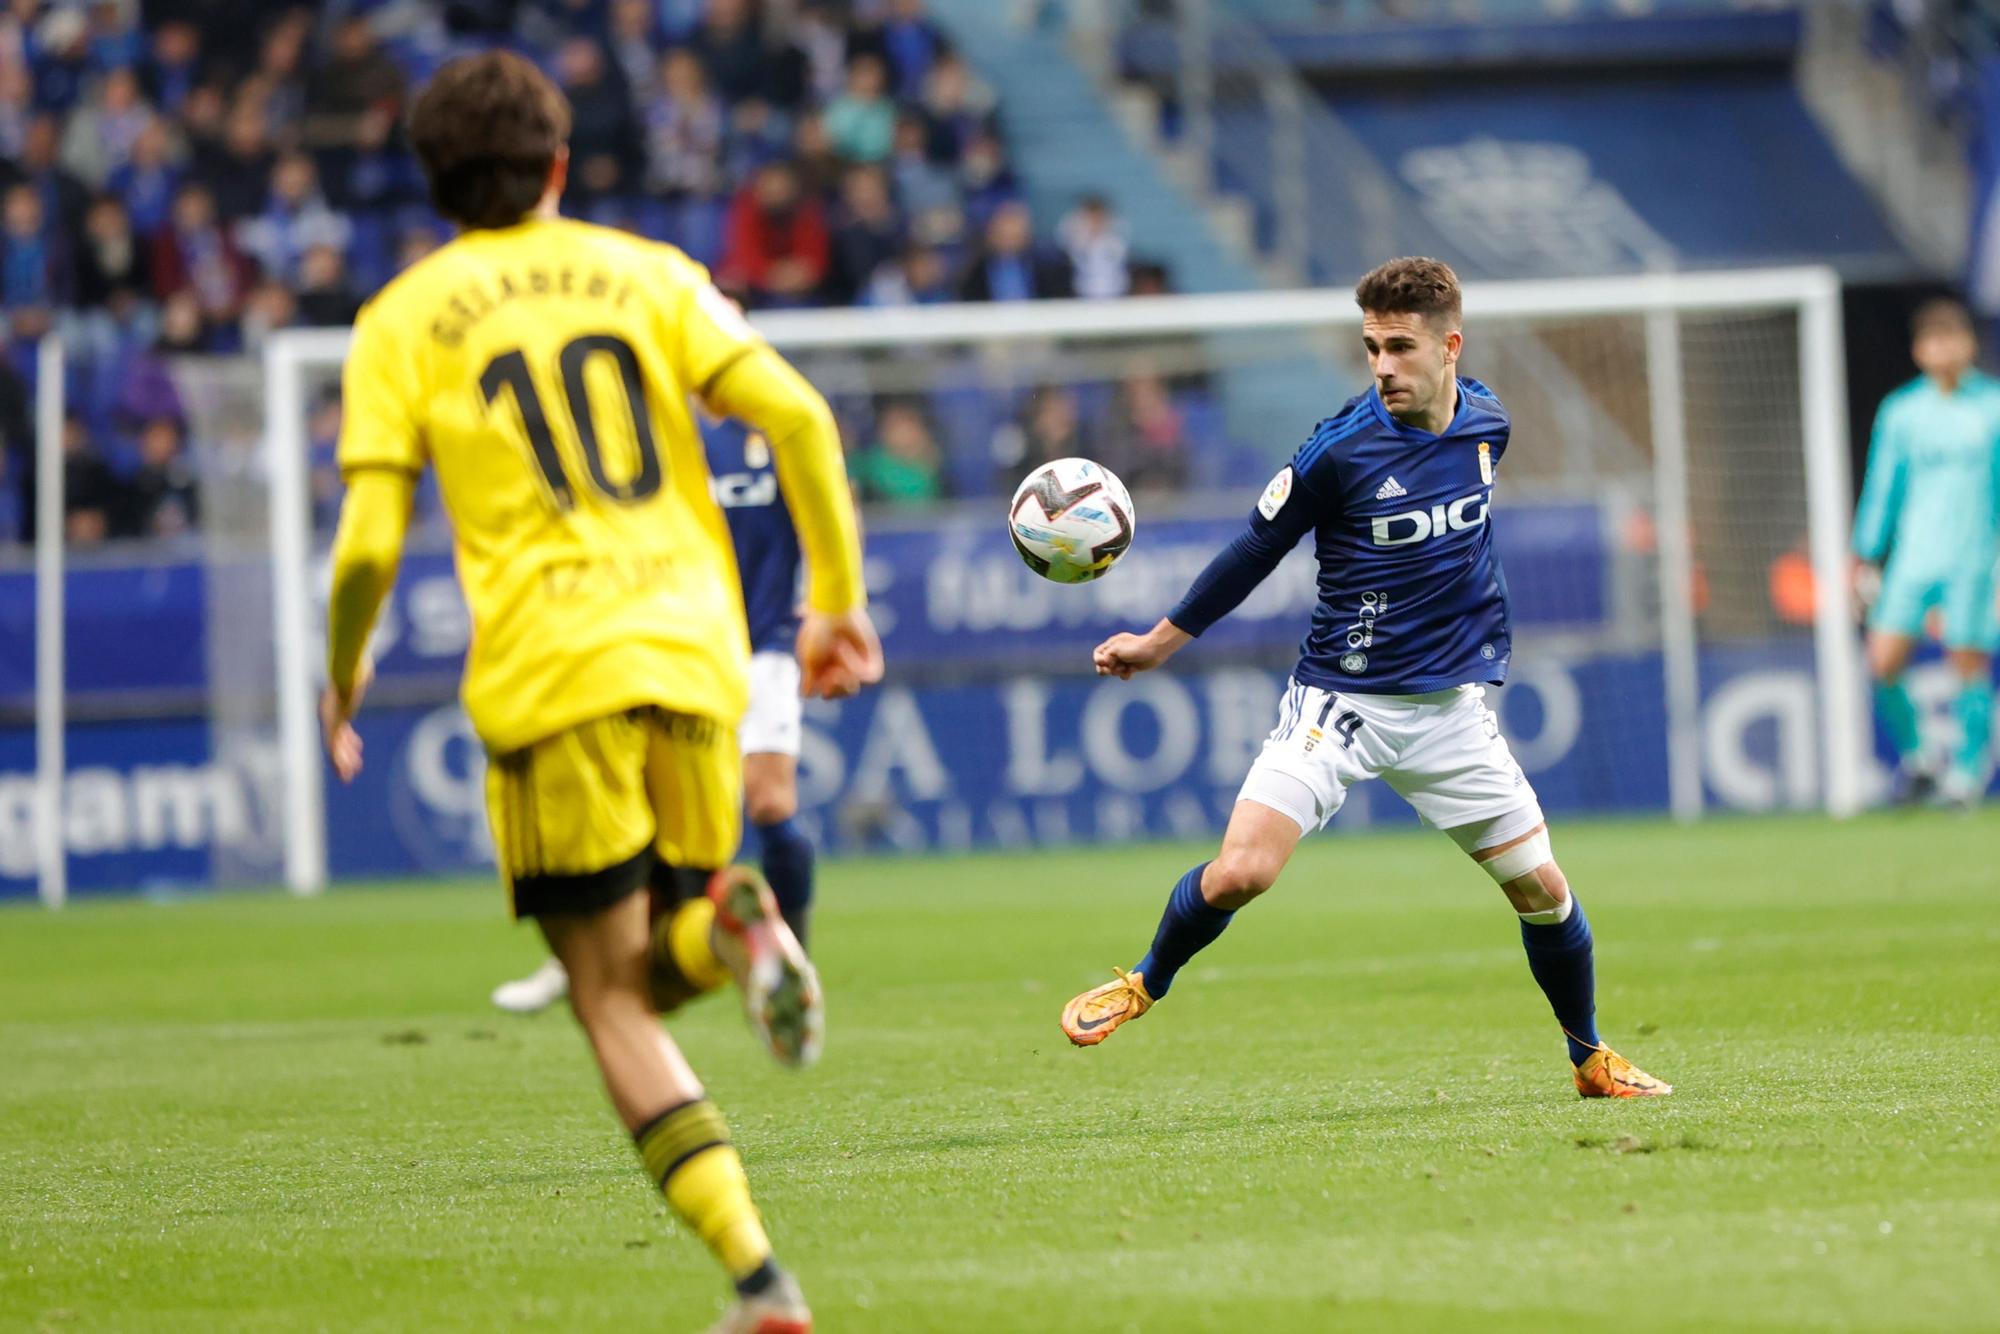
[1854,297,2000,807]
[319,52,879,1334]
[495,412,821,1014]
[1062,258,1669,1099]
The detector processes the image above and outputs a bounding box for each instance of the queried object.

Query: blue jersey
[1170,378,1513,694]
[703,416,801,654]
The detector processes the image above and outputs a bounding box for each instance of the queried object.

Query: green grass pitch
[5,813,1998,1332]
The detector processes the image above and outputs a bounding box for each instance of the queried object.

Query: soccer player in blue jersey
[1060,257,1670,1098]
[1853,297,2000,807]
[493,412,821,1015]
[707,414,821,943]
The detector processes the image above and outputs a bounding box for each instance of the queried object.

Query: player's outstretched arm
[1094,619,1193,679]
[702,346,882,699]
[322,468,414,781]
[1097,470,1316,680]
[325,297,427,779]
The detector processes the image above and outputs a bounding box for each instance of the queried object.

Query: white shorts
[741,650,803,758]
[1239,680,1538,835]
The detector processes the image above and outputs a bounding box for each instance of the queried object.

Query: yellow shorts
[485,707,742,919]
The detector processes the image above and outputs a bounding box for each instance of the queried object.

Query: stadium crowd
[0,0,1196,545]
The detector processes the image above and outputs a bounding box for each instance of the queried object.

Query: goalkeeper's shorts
[484,707,742,919]
[1871,558,2000,652]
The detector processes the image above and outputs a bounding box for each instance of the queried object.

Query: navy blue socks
[1127,856,1603,1062]
[1134,863,1235,999]
[757,818,816,947]
[1519,895,1600,1065]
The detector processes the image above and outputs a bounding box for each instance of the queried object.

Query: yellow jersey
[338,218,781,753]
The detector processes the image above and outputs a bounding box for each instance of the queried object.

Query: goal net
[11,268,1863,901]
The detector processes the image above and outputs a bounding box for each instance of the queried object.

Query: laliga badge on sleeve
[1258,466,1294,520]
[1478,441,1494,485]
[697,282,760,341]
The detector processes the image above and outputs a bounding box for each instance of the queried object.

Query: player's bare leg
[1063,800,1301,1046]
[540,893,810,1332]
[541,893,705,1125]
[1867,629,1933,802]
[1941,646,1994,806]
[1454,820,1670,1098]
[1199,800,1304,910]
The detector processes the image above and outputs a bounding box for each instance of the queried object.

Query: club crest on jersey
[1372,493,1489,546]
[1258,466,1294,520]
[1478,441,1494,485]
[1339,652,1367,673]
[713,471,778,508]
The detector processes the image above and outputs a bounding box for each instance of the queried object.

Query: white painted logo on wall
[1400,138,1676,276]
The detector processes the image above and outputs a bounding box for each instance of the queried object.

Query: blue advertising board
[4,639,1889,899]
[0,506,1608,704]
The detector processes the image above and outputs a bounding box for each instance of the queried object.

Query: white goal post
[33,335,66,908]
[257,265,1862,896]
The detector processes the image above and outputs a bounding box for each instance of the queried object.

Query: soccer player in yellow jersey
[317,52,880,1334]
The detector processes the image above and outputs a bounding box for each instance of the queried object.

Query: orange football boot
[1061,967,1154,1047]
[1572,1041,1673,1098]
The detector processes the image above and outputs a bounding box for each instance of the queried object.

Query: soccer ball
[1007,457,1136,584]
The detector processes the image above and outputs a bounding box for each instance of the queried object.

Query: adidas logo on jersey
[1374,477,1408,500]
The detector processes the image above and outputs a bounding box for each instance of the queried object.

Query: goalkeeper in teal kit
[1854,297,2000,804]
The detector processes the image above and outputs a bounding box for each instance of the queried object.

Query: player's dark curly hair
[1354,257,1462,329]
[409,51,571,230]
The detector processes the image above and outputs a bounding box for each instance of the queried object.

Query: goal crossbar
[266,267,1842,361]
